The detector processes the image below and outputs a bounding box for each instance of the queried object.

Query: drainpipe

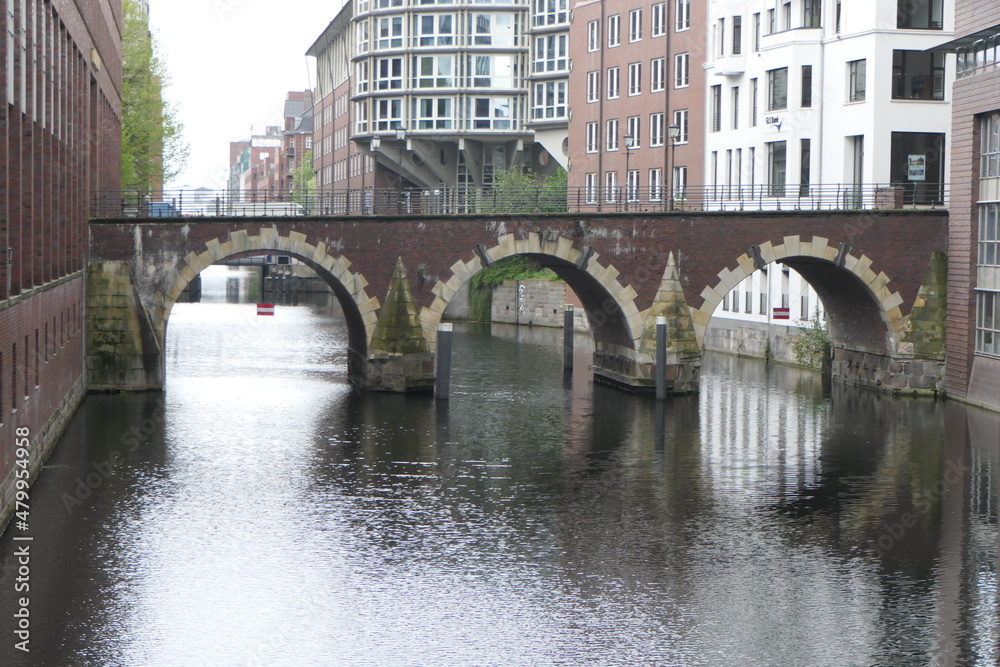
[597,0,606,208]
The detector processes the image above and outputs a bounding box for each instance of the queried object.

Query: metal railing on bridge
[91,183,948,219]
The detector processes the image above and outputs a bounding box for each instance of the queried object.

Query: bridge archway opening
[703,252,898,360]
[163,244,379,385]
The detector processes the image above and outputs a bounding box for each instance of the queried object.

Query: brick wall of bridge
[90,209,948,323]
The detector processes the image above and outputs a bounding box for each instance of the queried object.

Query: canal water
[0,266,997,666]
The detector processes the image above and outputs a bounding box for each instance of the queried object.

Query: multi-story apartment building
[309,3,381,195]
[0,0,121,526]
[348,0,534,189]
[282,90,315,191]
[228,128,284,193]
[705,0,954,205]
[937,1,1000,410]
[526,0,571,170]
[568,0,707,208]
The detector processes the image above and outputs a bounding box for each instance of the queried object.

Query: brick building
[937,1,1000,410]
[567,0,707,208]
[0,0,122,526]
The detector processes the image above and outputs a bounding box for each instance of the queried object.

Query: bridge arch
[160,228,379,368]
[695,235,907,354]
[420,232,646,369]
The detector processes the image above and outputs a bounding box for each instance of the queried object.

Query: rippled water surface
[0,267,997,666]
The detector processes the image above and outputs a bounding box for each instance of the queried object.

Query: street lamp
[667,124,681,211]
[623,133,634,211]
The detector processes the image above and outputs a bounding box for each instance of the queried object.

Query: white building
[704,0,954,334]
[704,0,954,204]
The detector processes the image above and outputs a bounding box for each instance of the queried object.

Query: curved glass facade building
[351,0,534,188]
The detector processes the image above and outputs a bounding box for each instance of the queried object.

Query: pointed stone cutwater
[637,253,701,393]
[366,259,435,392]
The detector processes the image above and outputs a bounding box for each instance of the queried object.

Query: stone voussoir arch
[419,232,646,347]
[692,234,908,347]
[158,227,380,342]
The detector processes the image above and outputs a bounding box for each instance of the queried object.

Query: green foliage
[121,0,187,193]
[789,309,830,368]
[467,256,559,322]
[291,149,316,212]
[479,166,568,213]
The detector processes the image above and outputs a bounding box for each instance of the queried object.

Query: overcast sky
[149,0,345,190]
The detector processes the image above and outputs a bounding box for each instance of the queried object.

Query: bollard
[563,304,574,370]
[656,315,667,400]
[436,323,453,400]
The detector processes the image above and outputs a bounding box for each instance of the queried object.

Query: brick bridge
[87,209,948,395]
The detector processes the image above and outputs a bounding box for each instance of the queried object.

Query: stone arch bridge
[87,209,948,395]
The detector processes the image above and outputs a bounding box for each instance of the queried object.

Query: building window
[897,0,943,30]
[628,62,642,96]
[800,138,811,196]
[801,65,813,107]
[413,97,454,129]
[849,59,866,102]
[651,112,664,147]
[981,112,1000,178]
[534,34,569,73]
[626,170,640,201]
[782,1,791,30]
[608,66,620,99]
[375,98,402,131]
[413,55,454,88]
[585,172,599,203]
[732,16,742,55]
[674,165,688,200]
[673,109,689,143]
[979,203,1000,266]
[532,81,567,120]
[768,140,787,196]
[711,85,722,132]
[469,13,515,47]
[892,50,945,100]
[533,0,568,27]
[356,61,370,93]
[751,78,758,126]
[588,19,600,51]
[753,13,761,51]
[803,0,821,27]
[468,96,515,130]
[586,122,599,153]
[607,118,619,151]
[416,14,455,46]
[767,67,788,110]
[745,290,753,313]
[676,0,690,31]
[376,57,404,90]
[587,71,600,103]
[732,86,740,129]
[890,131,945,203]
[674,52,690,88]
[467,54,515,88]
[606,171,618,203]
[376,16,404,49]
[652,3,665,37]
[976,291,1000,356]
[357,21,370,53]
[652,57,665,92]
[608,14,620,47]
[630,9,642,42]
[767,8,776,34]
[650,168,663,200]
[626,115,641,147]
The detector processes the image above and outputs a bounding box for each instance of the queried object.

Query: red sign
[773,307,790,320]
[257,303,275,316]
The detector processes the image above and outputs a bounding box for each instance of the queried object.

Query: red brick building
[939,3,1000,410]
[568,0,706,208]
[0,0,122,526]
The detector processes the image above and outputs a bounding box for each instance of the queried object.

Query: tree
[481,166,568,213]
[121,0,187,194]
[291,149,316,211]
